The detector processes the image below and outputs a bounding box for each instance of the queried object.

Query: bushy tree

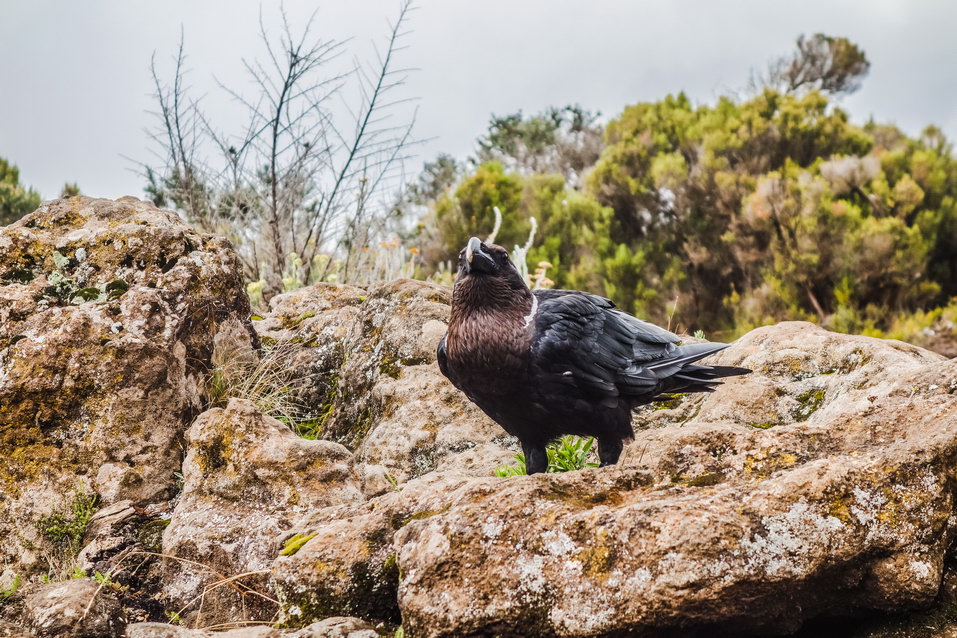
[0,157,40,226]
[416,35,957,343]
[475,105,603,187]
[759,33,870,96]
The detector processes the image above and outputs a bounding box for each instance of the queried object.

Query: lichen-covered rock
[251,283,367,415]
[126,615,378,637]
[22,578,125,637]
[268,279,515,486]
[321,279,454,450]
[271,472,494,627]
[160,399,363,625]
[355,364,515,486]
[73,499,166,579]
[391,322,957,636]
[0,196,255,576]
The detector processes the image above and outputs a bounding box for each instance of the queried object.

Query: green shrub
[416,85,957,344]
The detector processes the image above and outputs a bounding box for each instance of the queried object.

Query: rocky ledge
[1,197,957,637]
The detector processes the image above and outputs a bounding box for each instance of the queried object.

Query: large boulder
[0,196,255,577]
[271,471,493,627]
[160,399,363,625]
[21,578,126,637]
[253,279,516,490]
[392,322,957,636]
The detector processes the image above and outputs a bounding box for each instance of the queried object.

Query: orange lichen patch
[575,529,616,578]
[742,450,798,479]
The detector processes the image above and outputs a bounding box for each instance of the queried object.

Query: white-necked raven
[437,236,750,474]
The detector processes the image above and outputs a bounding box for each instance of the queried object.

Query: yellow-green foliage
[419,87,957,342]
[280,533,317,557]
[0,574,21,600]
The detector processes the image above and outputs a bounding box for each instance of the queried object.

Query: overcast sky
[2,1,956,200]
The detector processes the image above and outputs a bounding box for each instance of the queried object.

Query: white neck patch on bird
[523,294,538,327]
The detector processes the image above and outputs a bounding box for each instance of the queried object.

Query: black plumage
[438,237,750,474]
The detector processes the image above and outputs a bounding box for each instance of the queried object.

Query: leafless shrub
[141,2,419,297]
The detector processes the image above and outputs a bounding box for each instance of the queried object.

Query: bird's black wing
[529,290,680,406]
[531,290,749,404]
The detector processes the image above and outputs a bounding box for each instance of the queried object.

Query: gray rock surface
[160,399,363,625]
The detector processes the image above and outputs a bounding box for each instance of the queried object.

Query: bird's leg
[597,437,623,467]
[522,440,548,475]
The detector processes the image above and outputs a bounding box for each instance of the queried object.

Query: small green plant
[0,574,21,600]
[279,533,317,557]
[43,266,79,303]
[693,329,706,339]
[40,251,128,305]
[495,454,527,477]
[34,489,98,582]
[384,472,401,492]
[36,490,98,555]
[92,570,128,593]
[495,436,599,476]
[165,610,183,625]
[285,411,329,440]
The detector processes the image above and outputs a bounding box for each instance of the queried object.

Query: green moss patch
[651,393,687,410]
[36,489,98,555]
[793,388,826,421]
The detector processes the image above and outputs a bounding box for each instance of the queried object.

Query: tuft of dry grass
[74,549,278,631]
[203,339,318,437]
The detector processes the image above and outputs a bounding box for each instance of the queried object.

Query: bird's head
[456,237,524,282]
[452,237,531,308]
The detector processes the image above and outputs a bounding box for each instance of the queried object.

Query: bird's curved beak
[462,236,494,274]
[465,236,481,264]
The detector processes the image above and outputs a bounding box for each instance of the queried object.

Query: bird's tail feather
[648,342,750,394]
[645,342,730,377]
[675,363,753,380]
